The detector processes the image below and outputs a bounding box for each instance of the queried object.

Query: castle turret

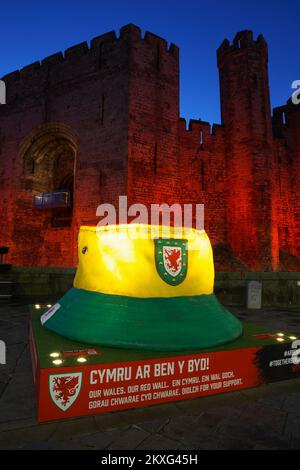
[217,31,279,270]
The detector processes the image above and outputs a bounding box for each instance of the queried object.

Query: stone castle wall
[0,25,299,271]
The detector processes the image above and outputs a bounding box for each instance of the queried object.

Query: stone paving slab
[0,302,299,450]
[136,433,183,450]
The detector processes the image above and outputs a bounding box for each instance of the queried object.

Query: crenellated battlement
[273,99,300,138]
[217,30,268,67]
[1,23,179,103]
[179,117,224,148]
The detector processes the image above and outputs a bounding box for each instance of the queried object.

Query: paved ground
[0,302,300,450]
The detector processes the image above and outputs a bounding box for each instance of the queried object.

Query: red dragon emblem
[49,373,82,411]
[164,248,182,274]
[155,238,187,285]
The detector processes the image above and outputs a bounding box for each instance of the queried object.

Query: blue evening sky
[0,0,298,124]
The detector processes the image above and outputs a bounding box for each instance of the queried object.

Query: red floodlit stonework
[0,25,299,271]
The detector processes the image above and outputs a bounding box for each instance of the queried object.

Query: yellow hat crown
[74,224,214,298]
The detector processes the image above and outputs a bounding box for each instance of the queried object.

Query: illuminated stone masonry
[0,25,299,271]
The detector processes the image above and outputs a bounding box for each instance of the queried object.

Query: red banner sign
[37,348,260,422]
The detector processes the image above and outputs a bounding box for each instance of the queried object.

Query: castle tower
[124,25,180,208]
[0,24,180,267]
[217,31,279,270]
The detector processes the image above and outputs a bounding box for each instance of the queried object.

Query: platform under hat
[41,224,242,351]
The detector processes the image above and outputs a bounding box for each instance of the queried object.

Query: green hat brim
[42,288,242,351]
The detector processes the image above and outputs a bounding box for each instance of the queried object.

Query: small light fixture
[77,357,87,363]
[50,352,60,358]
[35,304,41,309]
[52,359,63,365]
[47,304,52,308]
[277,333,284,337]
[276,337,284,342]
[289,336,297,340]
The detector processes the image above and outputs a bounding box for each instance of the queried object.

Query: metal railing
[34,190,71,209]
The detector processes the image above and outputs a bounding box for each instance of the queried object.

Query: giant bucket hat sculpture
[41,224,242,351]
